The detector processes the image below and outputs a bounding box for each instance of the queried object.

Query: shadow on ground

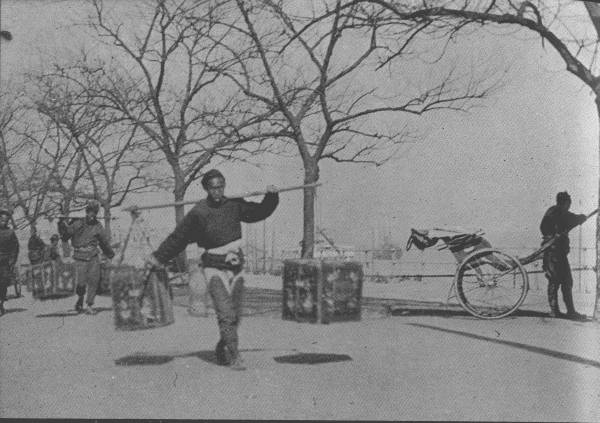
[115,348,272,367]
[35,306,113,318]
[114,349,352,367]
[33,294,76,301]
[273,353,352,365]
[0,307,27,315]
[409,323,600,369]
[389,306,550,319]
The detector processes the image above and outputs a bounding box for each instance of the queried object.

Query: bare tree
[0,84,72,235]
[88,0,269,268]
[30,62,161,238]
[0,89,21,213]
[340,0,600,318]
[0,95,68,232]
[215,0,495,257]
[88,0,250,217]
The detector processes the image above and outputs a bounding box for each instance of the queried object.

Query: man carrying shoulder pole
[58,200,115,315]
[145,169,280,371]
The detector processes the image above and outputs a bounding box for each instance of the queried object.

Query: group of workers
[0,170,591,371]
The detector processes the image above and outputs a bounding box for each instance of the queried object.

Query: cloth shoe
[228,356,246,371]
[84,305,97,315]
[548,308,563,318]
[565,311,586,321]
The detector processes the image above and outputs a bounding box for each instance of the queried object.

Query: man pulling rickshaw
[540,192,588,320]
[406,191,595,320]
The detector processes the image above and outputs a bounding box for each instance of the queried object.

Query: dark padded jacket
[540,205,586,254]
[58,218,115,260]
[28,234,47,264]
[0,227,19,266]
[153,193,278,264]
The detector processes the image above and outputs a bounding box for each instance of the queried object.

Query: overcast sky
[1,0,598,257]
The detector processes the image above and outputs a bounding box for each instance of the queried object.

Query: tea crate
[282,259,363,323]
[109,265,174,331]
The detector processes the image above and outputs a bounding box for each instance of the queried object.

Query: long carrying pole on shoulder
[122,183,321,213]
[586,208,599,220]
[532,207,599,259]
[52,214,118,220]
[118,182,322,280]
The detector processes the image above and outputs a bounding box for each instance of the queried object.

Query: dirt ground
[1,274,599,421]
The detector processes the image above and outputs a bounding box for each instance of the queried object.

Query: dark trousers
[543,250,575,313]
[0,256,17,302]
[74,256,101,306]
[0,263,11,302]
[206,269,244,361]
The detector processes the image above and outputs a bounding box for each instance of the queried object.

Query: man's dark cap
[85,199,100,213]
[556,191,571,205]
[201,169,225,189]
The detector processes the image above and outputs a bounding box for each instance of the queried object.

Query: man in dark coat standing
[540,191,587,320]
[47,234,62,263]
[0,208,19,315]
[146,169,279,370]
[27,227,47,265]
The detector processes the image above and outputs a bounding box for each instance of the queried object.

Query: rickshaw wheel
[454,248,528,319]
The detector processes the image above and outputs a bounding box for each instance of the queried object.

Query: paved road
[1,276,599,420]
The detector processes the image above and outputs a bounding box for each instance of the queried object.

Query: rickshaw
[406,227,555,319]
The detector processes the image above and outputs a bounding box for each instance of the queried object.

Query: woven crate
[30,262,55,299]
[282,259,363,323]
[27,261,76,299]
[26,263,43,295]
[51,262,76,296]
[109,265,174,331]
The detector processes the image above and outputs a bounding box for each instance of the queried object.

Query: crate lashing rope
[136,213,175,307]
[136,212,191,286]
[519,207,599,266]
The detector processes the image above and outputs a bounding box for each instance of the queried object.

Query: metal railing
[244,247,597,294]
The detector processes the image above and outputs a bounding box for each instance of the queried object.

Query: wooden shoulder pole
[122,182,321,212]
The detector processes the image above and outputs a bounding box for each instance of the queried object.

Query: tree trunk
[585,2,600,40]
[0,164,9,210]
[103,207,112,243]
[594,97,600,321]
[60,197,73,258]
[29,221,37,236]
[301,162,319,258]
[173,176,188,272]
